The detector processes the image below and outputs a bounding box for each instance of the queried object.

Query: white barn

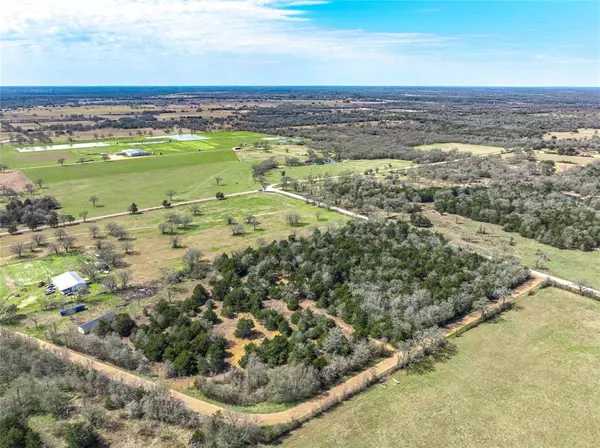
[51,271,87,295]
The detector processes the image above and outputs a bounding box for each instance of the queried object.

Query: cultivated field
[280,287,600,448]
[414,142,505,155]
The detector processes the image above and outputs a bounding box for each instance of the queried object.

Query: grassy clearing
[1,194,349,282]
[2,253,84,288]
[18,157,257,217]
[415,142,504,155]
[280,287,600,448]
[422,207,600,289]
[267,159,413,182]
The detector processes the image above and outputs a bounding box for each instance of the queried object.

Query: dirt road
[0,190,259,238]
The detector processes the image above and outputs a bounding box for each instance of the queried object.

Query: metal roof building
[122,148,149,157]
[51,271,87,295]
[78,312,115,334]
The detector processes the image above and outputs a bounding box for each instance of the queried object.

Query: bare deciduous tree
[10,242,26,258]
[31,233,46,247]
[116,270,132,290]
[89,224,100,239]
[121,239,134,255]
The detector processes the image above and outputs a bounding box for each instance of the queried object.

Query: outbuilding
[78,312,115,335]
[51,271,87,295]
[121,148,149,157]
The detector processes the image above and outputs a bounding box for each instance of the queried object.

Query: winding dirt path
[8,276,543,426]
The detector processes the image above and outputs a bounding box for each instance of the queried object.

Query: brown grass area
[543,128,600,141]
[0,169,32,191]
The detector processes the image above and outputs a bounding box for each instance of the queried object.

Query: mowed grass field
[422,206,600,290]
[415,142,504,155]
[18,150,259,216]
[0,131,268,168]
[280,287,600,448]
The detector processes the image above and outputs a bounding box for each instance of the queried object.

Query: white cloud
[0,0,457,61]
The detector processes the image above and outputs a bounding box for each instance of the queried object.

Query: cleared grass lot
[1,194,349,283]
[422,207,600,290]
[280,287,600,448]
[415,142,505,155]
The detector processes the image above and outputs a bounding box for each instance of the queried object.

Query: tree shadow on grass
[406,343,458,376]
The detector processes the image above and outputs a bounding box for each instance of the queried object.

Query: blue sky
[1,0,598,86]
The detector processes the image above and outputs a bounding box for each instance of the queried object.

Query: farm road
[0,189,259,238]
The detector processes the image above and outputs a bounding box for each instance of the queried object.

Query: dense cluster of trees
[434,183,600,251]
[129,285,229,377]
[0,195,60,230]
[294,172,426,216]
[212,221,526,344]
[0,332,198,447]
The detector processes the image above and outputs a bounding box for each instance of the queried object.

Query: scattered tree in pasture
[54,228,67,241]
[79,211,88,222]
[162,200,171,208]
[226,215,234,225]
[48,242,60,254]
[165,189,177,201]
[10,242,26,258]
[215,176,223,186]
[121,239,134,254]
[285,212,301,227]
[31,233,46,247]
[158,221,175,235]
[24,184,35,194]
[190,204,201,216]
[60,234,77,252]
[89,224,100,239]
[182,248,203,273]
[102,275,119,293]
[128,202,138,214]
[34,178,44,189]
[101,153,110,162]
[230,224,245,236]
[170,235,182,248]
[57,158,66,166]
[216,192,225,200]
[89,195,99,207]
[116,270,132,290]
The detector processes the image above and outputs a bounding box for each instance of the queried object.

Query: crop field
[280,287,600,448]
[415,142,505,155]
[421,207,600,290]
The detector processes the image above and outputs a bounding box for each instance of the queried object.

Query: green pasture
[281,287,600,448]
[0,131,268,169]
[2,254,84,288]
[424,207,600,289]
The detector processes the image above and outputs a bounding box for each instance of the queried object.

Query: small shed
[78,312,115,335]
[51,272,87,295]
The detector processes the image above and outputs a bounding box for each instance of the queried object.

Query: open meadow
[422,206,600,290]
[279,287,600,448]
[414,142,505,155]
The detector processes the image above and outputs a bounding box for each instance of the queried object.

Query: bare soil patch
[0,169,32,191]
